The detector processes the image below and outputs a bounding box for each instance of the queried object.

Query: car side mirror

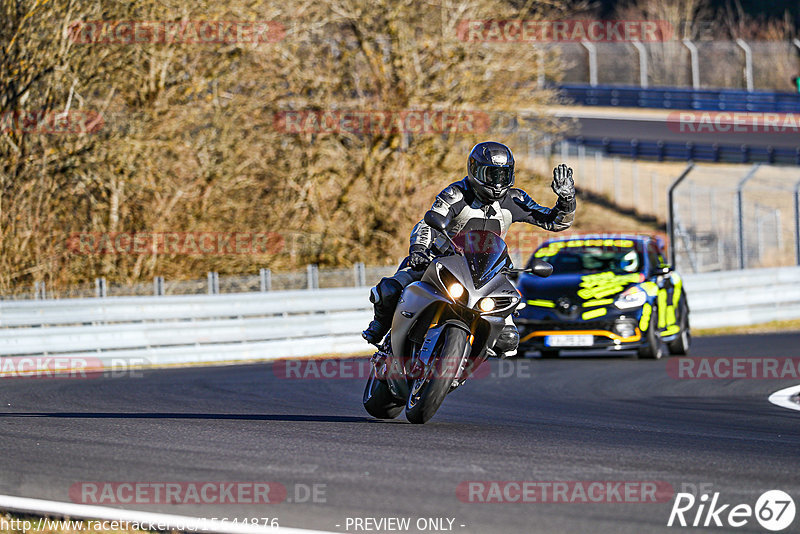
[423,211,448,233]
[660,265,672,274]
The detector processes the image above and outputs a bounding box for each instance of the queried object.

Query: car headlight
[478,297,495,312]
[614,286,647,309]
[448,283,465,299]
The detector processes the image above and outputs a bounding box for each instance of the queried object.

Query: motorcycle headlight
[478,297,495,312]
[614,286,647,309]
[448,282,465,299]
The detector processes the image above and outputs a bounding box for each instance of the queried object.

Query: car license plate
[544,335,594,347]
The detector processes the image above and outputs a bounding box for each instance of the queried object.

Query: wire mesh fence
[551,40,800,92]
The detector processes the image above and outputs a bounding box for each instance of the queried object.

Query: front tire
[405,326,469,424]
[363,372,403,419]
[637,307,665,360]
[667,303,691,355]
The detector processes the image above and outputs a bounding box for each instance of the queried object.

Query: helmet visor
[476,165,513,188]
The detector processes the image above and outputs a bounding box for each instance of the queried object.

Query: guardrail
[559,84,800,113]
[567,136,800,165]
[1,266,798,365]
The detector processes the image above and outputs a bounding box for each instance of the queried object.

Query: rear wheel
[667,303,691,356]
[363,370,403,420]
[539,349,560,359]
[637,307,665,360]
[405,326,469,424]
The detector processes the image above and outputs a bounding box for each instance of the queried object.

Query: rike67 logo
[668,490,795,531]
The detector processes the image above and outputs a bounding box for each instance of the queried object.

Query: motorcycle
[363,211,553,424]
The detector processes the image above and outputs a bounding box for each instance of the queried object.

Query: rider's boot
[362,278,403,346]
[493,325,520,358]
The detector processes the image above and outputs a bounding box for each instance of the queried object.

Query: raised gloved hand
[551,163,575,201]
[408,244,431,271]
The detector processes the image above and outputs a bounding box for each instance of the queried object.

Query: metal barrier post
[154,276,165,296]
[580,40,598,86]
[735,39,753,92]
[682,39,700,89]
[207,272,219,294]
[667,163,695,268]
[354,262,366,287]
[34,281,46,300]
[736,164,761,270]
[260,268,272,291]
[631,40,648,88]
[95,277,107,298]
[307,264,319,290]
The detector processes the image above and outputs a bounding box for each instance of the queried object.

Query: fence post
[34,281,46,300]
[735,39,753,92]
[651,173,658,215]
[354,262,366,287]
[682,39,700,89]
[667,163,695,268]
[794,178,800,265]
[307,264,319,290]
[560,140,568,162]
[580,40,598,87]
[260,268,272,292]
[632,161,640,208]
[736,164,761,270]
[154,276,165,296]
[95,277,107,298]
[612,157,621,205]
[207,271,219,294]
[536,46,546,89]
[631,40,648,88]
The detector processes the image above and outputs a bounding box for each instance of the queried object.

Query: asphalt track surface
[566,115,800,150]
[0,332,798,534]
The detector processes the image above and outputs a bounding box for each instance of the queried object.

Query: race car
[514,234,690,359]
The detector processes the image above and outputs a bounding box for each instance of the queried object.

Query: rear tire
[539,349,560,359]
[405,326,469,424]
[363,372,403,419]
[637,307,665,360]
[667,303,691,356]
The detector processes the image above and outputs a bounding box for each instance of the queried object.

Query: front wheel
[637,306,665,360]
[405,326,469,424]
[667,303,691,355]
[363,371,403,419]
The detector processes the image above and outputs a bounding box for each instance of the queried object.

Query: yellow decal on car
[527,299,555,308]
[577,271,644,300]
[582,298,614,307]
[582,308,607,320]
[639,303,652,331]
[657,289,668,328]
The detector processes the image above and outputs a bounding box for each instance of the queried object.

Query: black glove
[408,245,431,271]
[551,163,575,201]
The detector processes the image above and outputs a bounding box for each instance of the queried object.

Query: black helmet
[467,141,515,202]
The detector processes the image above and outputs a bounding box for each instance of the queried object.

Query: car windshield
[452,230,510,288]
[531,239,643,275]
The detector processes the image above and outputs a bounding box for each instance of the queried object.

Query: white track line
[768,384,800,412]
[0,495,336,534]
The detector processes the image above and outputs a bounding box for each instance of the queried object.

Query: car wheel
[637,307,665,360]
[539,349,560,359]
[667,303,690,356]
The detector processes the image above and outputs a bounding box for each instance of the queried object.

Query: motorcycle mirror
[424,211,448,234]
[530,259,553,278]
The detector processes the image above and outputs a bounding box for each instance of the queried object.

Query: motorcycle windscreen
[453,230,510,289]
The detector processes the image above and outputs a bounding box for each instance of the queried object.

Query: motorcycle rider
[362,141,576,357]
